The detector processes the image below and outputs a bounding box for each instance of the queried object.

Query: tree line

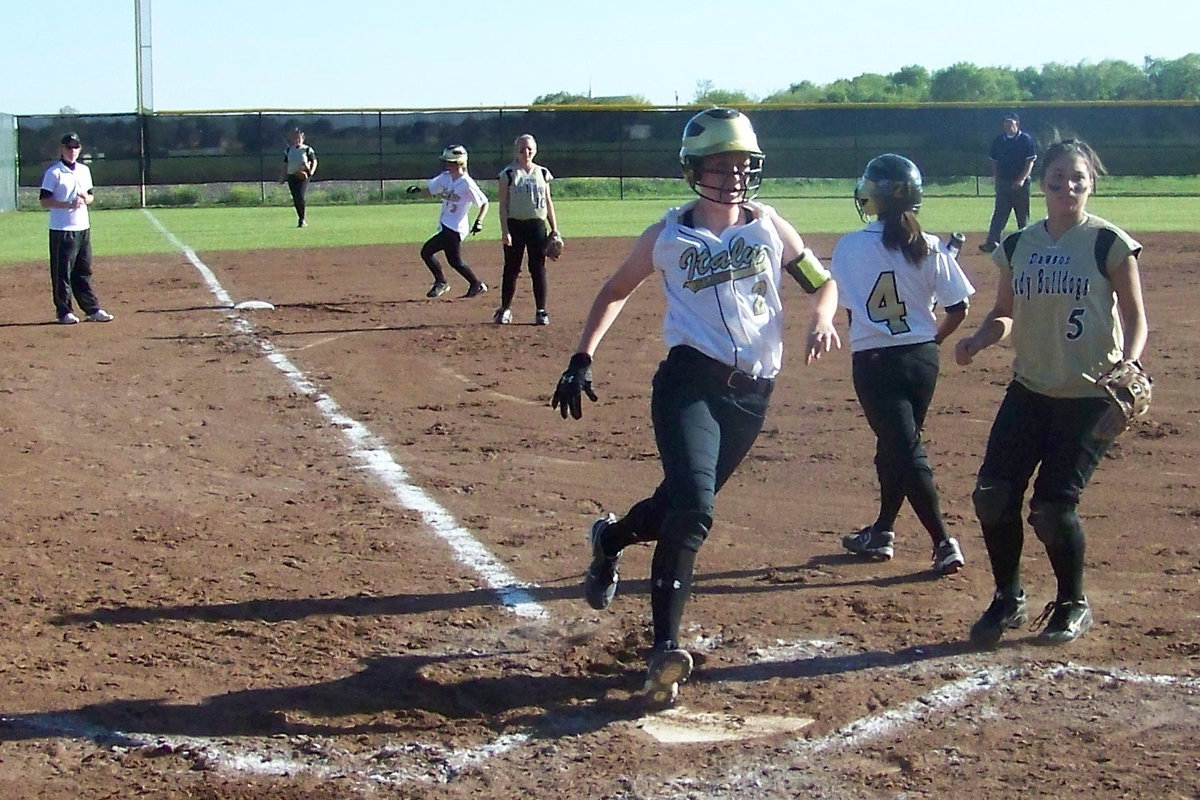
[533,54,1200,106]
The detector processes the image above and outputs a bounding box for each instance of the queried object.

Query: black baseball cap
[61,132,82,146]
[1003,112,1020,122]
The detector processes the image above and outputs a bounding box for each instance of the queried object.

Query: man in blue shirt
[980,112,1037,253]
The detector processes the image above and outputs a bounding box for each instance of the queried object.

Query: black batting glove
[552,352,598,420]
[470,219,484,235]
[405,185,422,194]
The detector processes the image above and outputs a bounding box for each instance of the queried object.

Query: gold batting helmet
[440,144,469,165]
[679,108,764,202]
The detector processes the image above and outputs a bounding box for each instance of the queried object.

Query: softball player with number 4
[551,109,840,707]
[956,137,1149,647]
[831,154,974,576]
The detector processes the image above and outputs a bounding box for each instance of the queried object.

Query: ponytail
[880,210,929,265]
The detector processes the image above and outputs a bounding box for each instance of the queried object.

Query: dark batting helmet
[854,153,923,222]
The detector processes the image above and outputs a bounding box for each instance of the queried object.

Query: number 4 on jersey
[867,271,910,334]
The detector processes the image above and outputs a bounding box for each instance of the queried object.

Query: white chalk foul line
[142,210,546,621]
[652,658,1200,800]
[8,654,1196,791]
[0,711,528,787]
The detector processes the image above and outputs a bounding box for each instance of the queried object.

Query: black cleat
[969,590,1027,649]
[643,645,693,708]
[583,514,619,610]
[1033,598,1093,644]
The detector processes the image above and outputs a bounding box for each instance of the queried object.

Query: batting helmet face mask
[854,153,923,222]
[680,108,764,204]
[440,144,469,166]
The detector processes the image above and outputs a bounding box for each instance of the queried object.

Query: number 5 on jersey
[867,271,910,334]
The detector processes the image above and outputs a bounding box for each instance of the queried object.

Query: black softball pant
[420,226,481,287]
[286,174,309,222]
[974,381,1112,600]
[49,228,99,318]
[851,341,950,546]
[500,217,549,311]
[605,345,771,649]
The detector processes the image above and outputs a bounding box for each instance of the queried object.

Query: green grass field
[2,195,1197,267]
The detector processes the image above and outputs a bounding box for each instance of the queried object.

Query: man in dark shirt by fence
[980,112,1037,253]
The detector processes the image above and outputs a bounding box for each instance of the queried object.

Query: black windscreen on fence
[16,103,1200,188]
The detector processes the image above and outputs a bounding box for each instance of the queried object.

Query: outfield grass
[2,195,1197,267]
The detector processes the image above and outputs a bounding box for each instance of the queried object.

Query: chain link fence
[14,103,1200,206]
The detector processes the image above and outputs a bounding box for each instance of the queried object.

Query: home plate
[233,300,275,310]
[636,708,814,743]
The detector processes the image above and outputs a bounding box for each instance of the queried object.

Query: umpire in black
[980,112,1037,253]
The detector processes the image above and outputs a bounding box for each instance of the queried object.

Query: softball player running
[409,145,489,299]
[551,108,840,707]
[956,137,1149,647]
[831,154,974,576]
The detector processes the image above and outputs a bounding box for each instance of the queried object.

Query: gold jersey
[994,214,1141,398]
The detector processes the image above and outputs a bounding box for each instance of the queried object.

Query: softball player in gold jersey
[956,137,1149,648]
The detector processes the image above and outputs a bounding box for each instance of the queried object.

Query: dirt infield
[0,227,1197,799]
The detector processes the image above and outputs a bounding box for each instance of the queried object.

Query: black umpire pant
[604,345,772,649]
[49,228,99,319]
[985,179,1031,247]
[500,217,549,311]
[851,341,950,546]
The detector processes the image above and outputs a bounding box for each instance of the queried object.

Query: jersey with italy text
[993,214,1141,398]
[654,202,793,379]
[428,171,488,237]
[831,222,975,353]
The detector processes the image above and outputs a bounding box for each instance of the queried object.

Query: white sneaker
[58,312,80,325]
[493,307,512,325]
[933,537,965,576]
[842,526,895,560]
[85,309,114,322]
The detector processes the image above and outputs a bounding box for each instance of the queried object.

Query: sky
[3,0,1196,116]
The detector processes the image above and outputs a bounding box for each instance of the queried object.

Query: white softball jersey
[654,202,787,379]
[41,160,93,231]
[284,144,315,175]
[831,222,975,353]
[428,170,488,237]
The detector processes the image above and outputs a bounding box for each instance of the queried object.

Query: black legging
[286,174,308,222]
[420,225,482,287]
[501,217,549,310]
[603,346,771,649]
[851,341,950,546]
